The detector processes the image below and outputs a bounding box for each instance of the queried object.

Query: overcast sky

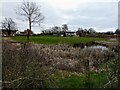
[0,0,119,33]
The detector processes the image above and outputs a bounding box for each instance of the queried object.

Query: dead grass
[2,38,116,88]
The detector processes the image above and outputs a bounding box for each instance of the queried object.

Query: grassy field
[10,36,105,45]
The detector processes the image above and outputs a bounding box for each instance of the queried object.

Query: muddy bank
[73,41,120,52]
[73,42,96,48]
[73,41,117,48]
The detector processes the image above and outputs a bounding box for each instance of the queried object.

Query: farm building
[17,29,33,36]
[66,31,76,36]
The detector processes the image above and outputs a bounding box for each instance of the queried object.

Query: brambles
[2,38,117,88]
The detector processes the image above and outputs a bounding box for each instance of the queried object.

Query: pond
[73,43,109,50]
[85,45,109,50]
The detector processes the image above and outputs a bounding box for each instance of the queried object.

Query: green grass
[10,36,105,45]
[59,75,86,88]
[49,71,108,88]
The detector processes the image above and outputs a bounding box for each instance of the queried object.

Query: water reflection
[86,45,109,50]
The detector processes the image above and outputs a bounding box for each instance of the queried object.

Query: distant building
[66,31,76,36]
[19,29,33,36]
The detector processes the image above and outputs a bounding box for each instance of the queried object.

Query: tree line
[2,1,44,40]
[1,1,120,39]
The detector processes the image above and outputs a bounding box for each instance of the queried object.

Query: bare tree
[2,17,17,36]
[62,24,68,37]
[76,28,84,37]
[16,1,45,40]
[115,29,120,34]
[88,28,96,34]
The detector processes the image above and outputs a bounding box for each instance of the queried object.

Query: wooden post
[27,29,30,40]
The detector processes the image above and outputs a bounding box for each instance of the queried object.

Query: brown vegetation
[3,39,115,72]
[2,38,118,88]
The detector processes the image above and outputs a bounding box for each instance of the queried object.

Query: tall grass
[2,38,118,88]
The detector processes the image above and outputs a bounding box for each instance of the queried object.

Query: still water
[85,45,109,50]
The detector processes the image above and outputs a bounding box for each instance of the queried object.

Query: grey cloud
[63,2,118,31]
[1,1,118,32]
